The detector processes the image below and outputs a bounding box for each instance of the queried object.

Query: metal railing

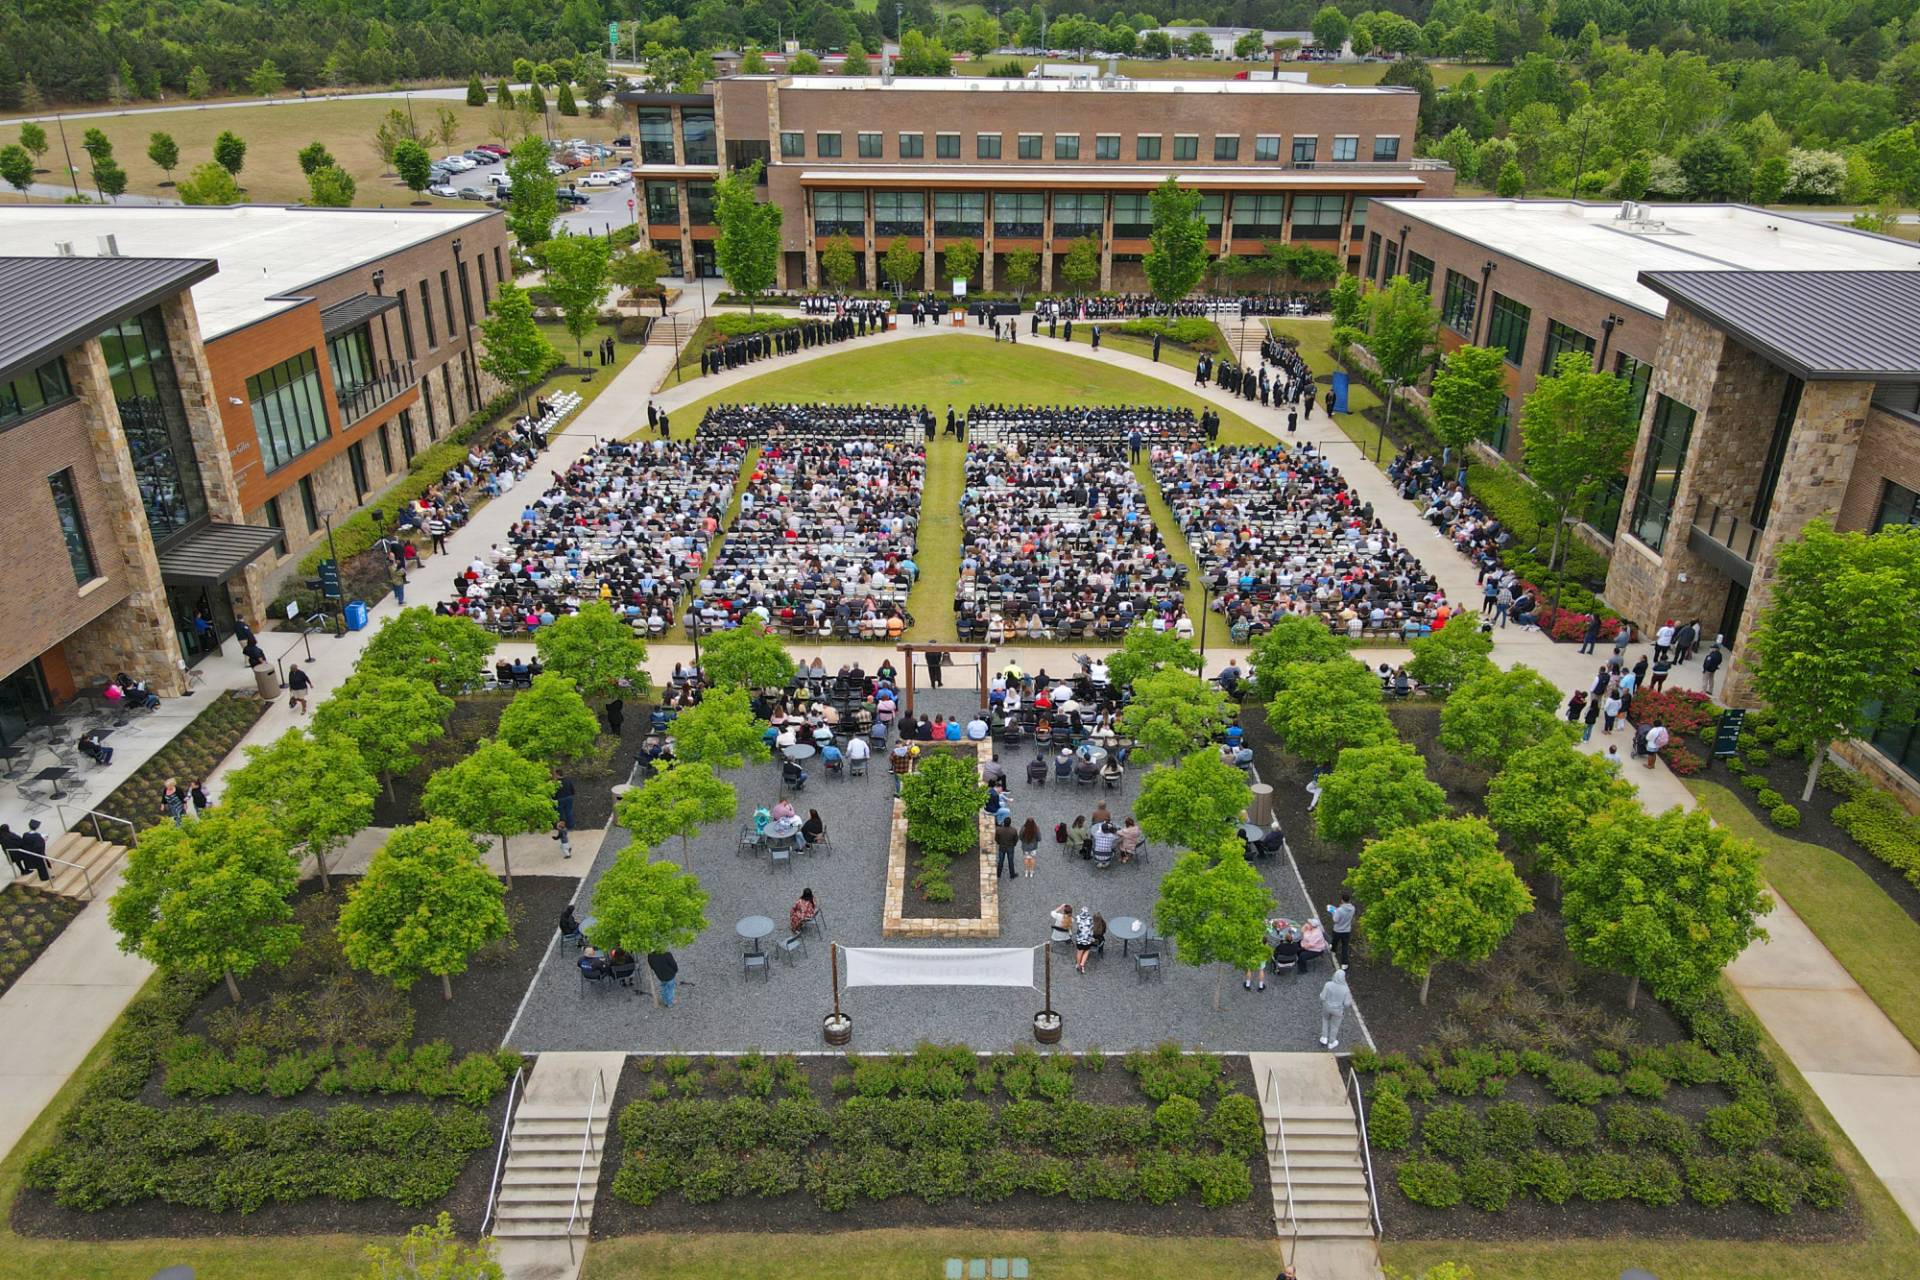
[479,1065,526,1239]
[55,805,137,848]
[1346,1065,1384,1243]
[275,615,333,686]
[26,852,97,899]
[565,1068,607,1263]
[1266,1068,1298,1250]
[1692,497,1765,564]
[335,360,417,426]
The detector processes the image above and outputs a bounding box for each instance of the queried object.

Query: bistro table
[736,915,776,954]
[1238,822,1265,845]
[0,747,25,778]
[1107,915,1147,956]
[33,766,71,799]
[781,743,817,761]
[765,816,802,842]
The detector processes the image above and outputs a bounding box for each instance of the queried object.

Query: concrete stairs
[484,1051,627,1280]
[1266,1102,1376,1241]
[1217,319,1272,356]
[26,832,130,900]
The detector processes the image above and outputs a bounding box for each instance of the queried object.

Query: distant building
[1144,27,1315,57]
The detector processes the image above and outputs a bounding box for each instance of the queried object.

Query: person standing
[993,816,1019,880]
[1326,893,1356,966]
[1702,645,1723,694]
[427,515,449,555]
[1602,688,1623,734]
[160,780,188,825]
[1643,723,1670,770]
[1579,614,1601,654]
[605,697,624,737]
[1318,967,1350,1049]
[189,780,213,815]
[16,821,49,881]
[1582,693,1603,742]
[925,650,944,688]
[647,950,679,1007]
[554,776,576,831]
[286,664,313,714]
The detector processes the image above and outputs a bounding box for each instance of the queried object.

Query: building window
[1875,480,1920,531]
[936,133,960,159]
[1137,135,1161,161]
[1486,395,1513,453]
[1232,194,1287,238]
[1406,251,1434,290]
[1289,194,1344,239]
[1350,197,1368,233]
[1615,353,1653,423]
[638,108,676,164]
[378,421,394,473]
[686,181,715,224]
[933,191,985,236]
[1541,319,1596,372]
[493,246,504,289]
[259,496,286,554]
[1051,192,1104,238]
[1441,270,1479,336]
[1629,394,1697,551]
[1373,136,1401,162]
[477,253,490,310]
[993,192,1043,237]
[1200,193,1224,236]
[645,181,680,224]
[327,326,375,396]
[1254,135,1280,162]
[1382,239,1400,281]
[1054,134,1080,160]
[1291,136,1317,165]
[976,133,1001,159]
[418,281,436,346]
[816,132,842,158]
[1213,134,1240,161]
[0,357,73,428]
[439,271,456,340]
[48,468,97,584]
[1750,375,1802,528]
[399,409,417,462]
[395,291,416,360]
[1365,232,1381,281]
[1331,135,1358,163]
[246,350,331,473]
[681,109,716,165]
[780,131,804,157]
[1018,133,1041,160]
[298,475,321,532]
[813,189,864,235]
[1112,193,1152,237]
[1486,294,1532,367]
[1866,700,1920,785]
[873,190,924,237]
[348,440,369,501]
[857,131,882,158]
[1173,135,1199,161]
[101,307,206,544]
[899,132,924,159]
[1095,135,1120,161]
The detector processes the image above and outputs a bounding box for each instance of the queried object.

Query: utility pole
[55,115,80,200]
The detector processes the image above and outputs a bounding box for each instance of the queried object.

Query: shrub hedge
[1833,788,1920,887]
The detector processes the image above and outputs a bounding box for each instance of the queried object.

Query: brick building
[0,206,510,732]
[1366,199,1920,795]
[619,73,1452,291]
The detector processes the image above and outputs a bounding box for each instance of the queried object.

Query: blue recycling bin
[1330,371,1350,414]
[344,600,370,632]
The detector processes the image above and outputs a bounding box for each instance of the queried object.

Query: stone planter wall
[883,739,1001,939]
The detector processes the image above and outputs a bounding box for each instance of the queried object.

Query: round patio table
[736,915,775,954]
[764,817,802,841]
[1238,822,1266,844]
[1107,915,1147,956]
[782,743,817,761]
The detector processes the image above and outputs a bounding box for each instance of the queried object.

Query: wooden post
[830,942,842,1021]
[901,648,917,718]
[1043,942,1053,1017]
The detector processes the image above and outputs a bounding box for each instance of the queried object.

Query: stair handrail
[478,1065,526,1238]
[54,804,138,846]
[22,852,97,900]
[564,1068,606,1263]
[1266,1067,1297,1246]
[1346,1065,1383,1241]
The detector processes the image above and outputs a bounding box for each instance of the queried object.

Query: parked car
[580,169,620,188]
[458,186,488,201]
[546,161,568,176]
[476,143,511,157]
[428,183,459,198]
[556,188,591,206]
[487,173,513,191]
[440,154,476,172]
[611,135,632,147]
[463,150,498,165]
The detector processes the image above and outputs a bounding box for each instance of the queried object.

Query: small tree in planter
[615,761,736,867]
[1314,741,1448,846]
[222,727,378,890]
[587,849,709,1002]
[668,687,772,769]
[337,819,510,1002]
[1105,623,1202,689]
[1155,840,1276,1011]
[1247,615,1349,700]
[1117,668,1231,764]
[535,600,651,719]
[1266,658,1396,768]
[358,607,497,693]
[498,672,600,767]
[1438,665,1573,771]
[421,739,557,885]
[698,625,796,692]
[901,752,986,904]
[1136,747,1252,854]
[1406,621,1496,697]
[312,674,453,803]
[1485,737,1634,884]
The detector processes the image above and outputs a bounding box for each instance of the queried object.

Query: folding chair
[777,932,808,965]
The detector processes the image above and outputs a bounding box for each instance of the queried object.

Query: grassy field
[583,1231,1288,1278]
[4,97,619,210]
[542,319,648,426]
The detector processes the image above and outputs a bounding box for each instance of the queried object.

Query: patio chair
[848,755,868,778]
[777,932,808,965]
[769,844,793,873]
[739,825,765,857]
[1135,946,1163,981]
[743,950,771,981]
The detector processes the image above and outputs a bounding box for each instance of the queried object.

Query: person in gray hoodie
[1318,967,1351,1049]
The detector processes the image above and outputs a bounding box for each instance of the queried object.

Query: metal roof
[0,255,216,384]
[319,292,402,340]
[1638,269,1920,381]
[155,522,285,588]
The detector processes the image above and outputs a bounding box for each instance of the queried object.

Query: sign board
[608,20,619,52]
[319,558,343,601]
[952,278,968,299]
[285,601,299,620]
[1330,370,1350,414]
[1712,708,1746,759]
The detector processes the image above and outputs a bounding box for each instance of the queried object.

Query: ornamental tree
[360,1212,501,1280]
[1105,622,1202,689]
[1345,817,1532,1005]
[820,233,858,292]
[307,164,357,207]
[1519,351,1639,615]
[615,761,736,866]
[882,235,922,292]
[1059,235,1100,293]
[358,607,496,693]
[296,140,336,175]
[109,809,300,1004]
[498,672,600,766]
[212,129,247,176]
[222,728,378,890]
[1155,842,1277,1011]
[421,739,557,885]
[1562,805,1769,1009]
[1406,620,1496,697]
[1363,274,1439,435]
[1438,665,1572,771]
[1143,176,1208,304]
[1136,747,1252,854]
[478,283,559,413]
[1266,659,1396,768]
[1247,615,1349,700]
[1746,521,1920,800]
[311,674,453,801]
[1485,737,1636,882]
[1117,667,1232,764]
[697,625,795,691]
[1428,344,1507,463]
[1001,248,1038,301]
[667,687,772,769]
[176,161,242,205]
[505,135,559,249]
[0,146,32,201]
[943,238,980,285]
[337,820,510,1002]
[147,131,180,183]
[535,601,651,705]
[587,851,709,1001]
[541,233,611,368]
[902,753,987,860]
[1314,741,1449,846]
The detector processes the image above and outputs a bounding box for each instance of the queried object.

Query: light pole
[1198,582,1212,670]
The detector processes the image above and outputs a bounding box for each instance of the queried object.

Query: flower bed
[1629,688,1719,737]
[0,885,83,996]
[1535,605,1628,646]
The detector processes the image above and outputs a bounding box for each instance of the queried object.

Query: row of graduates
[696,312,881,377]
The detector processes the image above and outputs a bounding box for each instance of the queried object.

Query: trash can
[1247,782,1275,826]
[343,600,370,631]
[254,665,282,699]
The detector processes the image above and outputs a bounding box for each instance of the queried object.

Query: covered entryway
[155,522,284,665]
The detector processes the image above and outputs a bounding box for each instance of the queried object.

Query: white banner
[841,946,1035,989]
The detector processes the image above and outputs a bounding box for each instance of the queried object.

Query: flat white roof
[783,74,1405,96]
[800,168,1433,189]
[0,205,498,339]
[1375,198,1920,316]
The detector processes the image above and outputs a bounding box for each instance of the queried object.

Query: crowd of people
[1034,294,1325,320]
[695,313,880,377]
[798,295,893,322]
[1150,440,1450,639]
[396,400,569,549]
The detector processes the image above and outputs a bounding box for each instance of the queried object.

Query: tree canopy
[1143,176,1208,304]
[1519,351,1640,590]
[540,234,612,367]
[1428,344,1508,460]
[697,625,795,692]
[478,284,558,408]
[1247,616,1350,701]
[1315,741,1450,846]
[221,727,377,889]
[311,674,452,800]
[902,753,987,860]
[357,607,495,693]
[615,761,736,865]
[1155,842,1277,1010]
[421,739,556,884]
[1116,667,1233,764]
[666,687,772,769]
[1438,665,1572,771]
[1135,748,1252,853]
[1266,659,1397,768]
[534,601,650,702]
[1105,623,1202,689]
[337,820,510,1001]
[586,851,710,965]
[1485,736,1636,881]
[497,672,600,766]
[1406,621,1498,697]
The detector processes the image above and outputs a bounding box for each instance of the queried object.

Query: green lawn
[1264,317,1397,460]
[538,320,646,426]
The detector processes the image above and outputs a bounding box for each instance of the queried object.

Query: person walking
[286,664,313,714]
[1653,620,1675,663]
[647,950,679,1007]
[1327,893,1356,966]
[554,776,576,830]
[1579,614,1601,654]
[160,779,188,825]
[427,515,449,555]
[553,820,572,859]
[1493,584,1513,628]
[189,780,213,815]
[1318,967,1350,1049]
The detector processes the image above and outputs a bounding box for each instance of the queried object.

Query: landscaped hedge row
[163,1035,522,1106]
[1109,317,1225,352]
[95,693,267,835]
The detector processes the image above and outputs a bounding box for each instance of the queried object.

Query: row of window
[806,190,1360,239]
[634,107,717,166]
[779,129,1399,165]
[0,357,73,429]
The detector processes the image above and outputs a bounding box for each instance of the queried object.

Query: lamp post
[1198,582,1212,671]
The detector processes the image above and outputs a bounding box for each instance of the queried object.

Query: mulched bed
[97,692,269,836]
[0,885,84,996]
[904,839,984,919]
[372,693,642,832]
[590,1053,1273,1239]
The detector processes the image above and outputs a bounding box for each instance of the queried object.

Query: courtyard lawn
[538,319,647,425]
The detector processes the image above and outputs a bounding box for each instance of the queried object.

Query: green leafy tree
[1002,248,1039,301]
[312,674,452,802]
[1485,737,1635,883]
[1141,31,1173,57]
[466,74,489,107]
[359,1212,501,1279]
[249,59,284,98]
[1234,31,1264,58]
[1563,806,1769,1009]
[526,82,547,115]
[1751,153,1790,205]
[587,850,709,1001]
[541,234,612,367]
[1136,748,1252,853]
[791,52,822,74]
[943,238,980,285]
[1184,31,1213,56]
[185,66,212,99]
[213,130,247,176]
[820,232,858,292]
[713,158,782,312]
[1346,817,1532,1005]
[1329,272,1363,329]
[1439,665,1572,771]
[610,247,667,299]
[177,161,242,205]
[394,139,434,199]
[1311,6,1350,53]
[0,146,31,202]
[422,739,556,885]
[359,607,496,692]
[498,672,600,766]
[338,820,510,1001]
[901,753,987,859]
[223,728,378,890]
[1747,521,1920,800]
[1406,621,1497,697]
[477,283,557,411]
[144,132,180,186]
[1267,659,1396,768]
[698,625,795,691]
[667,687,772,769]
[1155,842,1277,1010]
[740,46,769,74]
[1059,234,1101,293]
[495,80,515,109]
[80,128,112,168]
[297,140,336,175]
[1315,742,1449,846]
[1364,274,1439,436]
[843,42,872,75]
[882,235,922,292]
[1105,623,1202,689]
[1677,134,1749,202]
[91,158,127,202]
[1247,616,1349,700]
[534,601,650,705]
[616,761,736,867]
[18,122,48,167]
[1143,176,1208,304]
[1519,351,1638,615]
[556,82,578,116]
[109,809,300,1004]
[1495,159,1525,197]
[1428,344,1507,463]
[308,165,357,207]
[1117,668,1231,764]
[506,135,560,249]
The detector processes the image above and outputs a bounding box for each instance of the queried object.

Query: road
[0,83,528,128]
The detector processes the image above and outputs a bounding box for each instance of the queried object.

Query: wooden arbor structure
[895,643,995,716]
